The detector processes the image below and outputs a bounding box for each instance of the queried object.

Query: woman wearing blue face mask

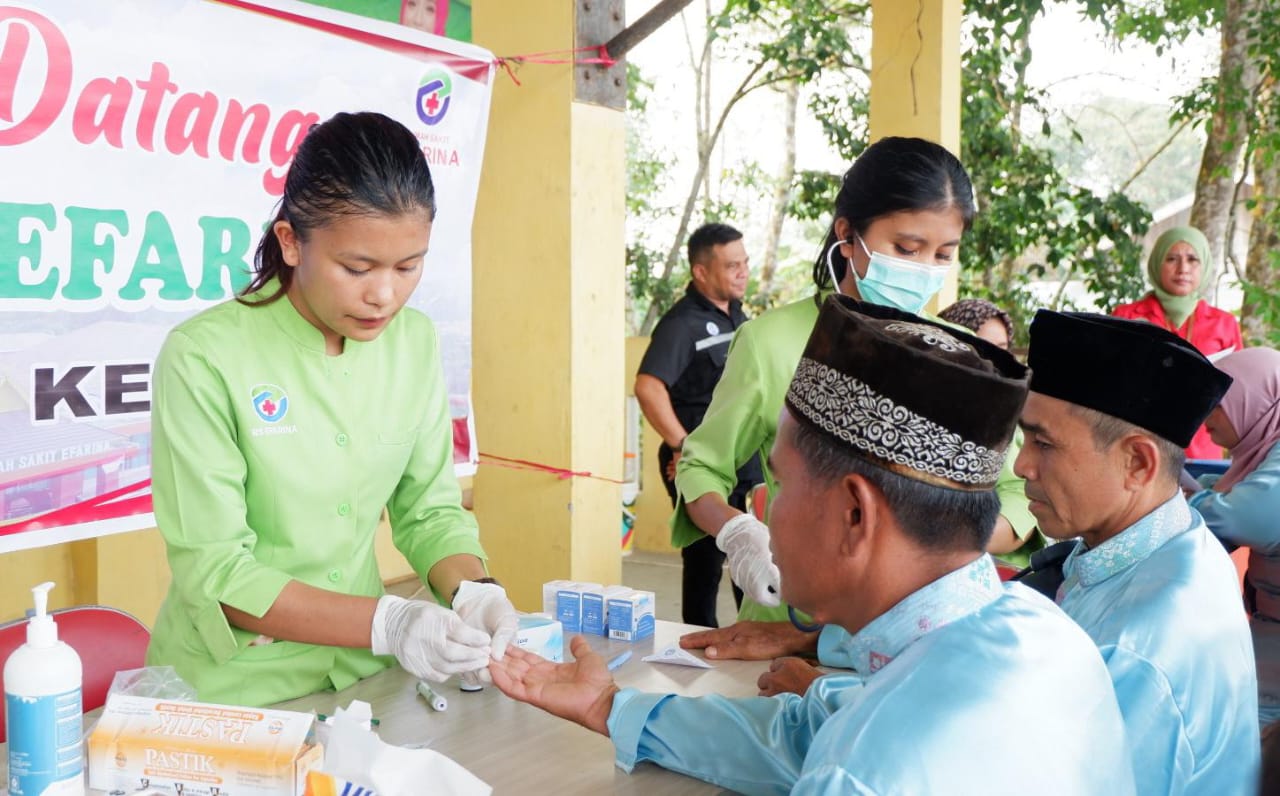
[671,137,1037,640]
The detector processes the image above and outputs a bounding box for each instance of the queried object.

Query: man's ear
[838,473,879,557]
[1119,432,1163,491]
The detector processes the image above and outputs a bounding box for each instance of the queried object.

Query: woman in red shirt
[1113,224,1243,459]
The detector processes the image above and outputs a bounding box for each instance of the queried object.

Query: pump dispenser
[4,582,84,795]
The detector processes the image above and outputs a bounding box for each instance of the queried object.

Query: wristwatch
[450,576,500,604]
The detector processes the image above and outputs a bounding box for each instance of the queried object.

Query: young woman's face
[833,208,965,294]
[1159,240,1203,297]
[1203,405,1240,450]
[975,317,1011,350]
[400,0,437,32]
[277,210,431,355]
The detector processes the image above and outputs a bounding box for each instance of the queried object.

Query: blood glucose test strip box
[514,613,565,662]
[87,694,322,796]
[607,589,655,641]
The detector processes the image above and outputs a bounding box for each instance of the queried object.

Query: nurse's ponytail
[239,111,437,306]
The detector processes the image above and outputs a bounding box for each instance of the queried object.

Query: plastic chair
[0,605,150,742]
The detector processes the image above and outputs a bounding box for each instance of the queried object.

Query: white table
[5,620,766,795]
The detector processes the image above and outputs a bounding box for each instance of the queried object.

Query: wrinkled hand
[680,620,819,660]
[489,636,619,736]
[757,656,823,697]
[370,595,491,683]
[715,514,781,606]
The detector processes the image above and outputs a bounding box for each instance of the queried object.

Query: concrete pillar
[470,1,625,611]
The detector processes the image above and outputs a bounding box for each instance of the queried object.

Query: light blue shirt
[1191,441,1280,726]
[1059,493,1259,795]
[608,556,1134,795]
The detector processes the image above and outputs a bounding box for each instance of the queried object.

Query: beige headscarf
[1146,225,1211,329]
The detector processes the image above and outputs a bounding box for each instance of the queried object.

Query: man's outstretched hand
[488,635,620,736]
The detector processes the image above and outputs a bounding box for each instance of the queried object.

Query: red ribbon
[0,479,153,537]
[495,44,615,86]
[479,452,626,484]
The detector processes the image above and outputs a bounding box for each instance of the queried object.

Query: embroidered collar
[845,555,1002,676]
[1062,492,1194,589]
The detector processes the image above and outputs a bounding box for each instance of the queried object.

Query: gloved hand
[370,595,491,683]
[452,580,519,661]
[715,513,781,607]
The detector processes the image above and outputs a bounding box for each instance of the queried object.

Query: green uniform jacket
[146,285,487,705]
[672,294,1038,621]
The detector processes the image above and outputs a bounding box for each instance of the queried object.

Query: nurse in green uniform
[674,137,1037,630]
[146,112,517,706]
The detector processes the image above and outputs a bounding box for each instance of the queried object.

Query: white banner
[0,0,492,552]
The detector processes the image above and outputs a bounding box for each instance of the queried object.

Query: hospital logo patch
[251,384,289,423]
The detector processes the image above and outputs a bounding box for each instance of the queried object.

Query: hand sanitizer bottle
[4,582,84,795]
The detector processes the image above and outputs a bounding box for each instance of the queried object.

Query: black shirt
[638,284,763,487]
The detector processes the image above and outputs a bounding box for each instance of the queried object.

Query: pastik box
[607,589,655,641]
[87,694,322,796]
[514,613,565,662]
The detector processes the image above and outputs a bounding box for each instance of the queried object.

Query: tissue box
[87,694,322,796]
[513,614,564,662]
[607,589,655,641]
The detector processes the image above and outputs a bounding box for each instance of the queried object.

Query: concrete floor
[389,549,739,628]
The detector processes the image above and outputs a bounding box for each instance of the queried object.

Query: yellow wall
[625,336,679,553]
[469,1,625,612]
[869,0,963,311]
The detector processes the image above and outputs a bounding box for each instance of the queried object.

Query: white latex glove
[715,513,781,607]
[452,581,519,661]
[370,595,491,683]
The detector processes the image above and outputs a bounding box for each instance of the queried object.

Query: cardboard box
[607,589,655,641]
[87,694,322,796]
[513,614,564,662]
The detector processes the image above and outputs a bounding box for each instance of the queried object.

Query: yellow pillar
[625,336,676,553]
[869,0,963,309]
[470,2,625,611]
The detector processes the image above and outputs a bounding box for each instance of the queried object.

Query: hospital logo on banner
[416,68,452,126]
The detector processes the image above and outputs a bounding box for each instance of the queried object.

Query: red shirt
[1112,293,1243,459]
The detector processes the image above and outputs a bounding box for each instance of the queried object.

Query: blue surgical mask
[824,237,953,315]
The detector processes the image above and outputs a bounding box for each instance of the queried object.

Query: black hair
[813,136,976,291]
[687,222,744,267]
[1068,405,1186,484]
[788,417,1001,553]
[240,111,437,305]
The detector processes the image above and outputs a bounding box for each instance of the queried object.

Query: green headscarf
[1146,225,1211,329]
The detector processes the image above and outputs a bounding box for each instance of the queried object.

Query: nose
[366,270,395,308]
[1012,443,1031,480]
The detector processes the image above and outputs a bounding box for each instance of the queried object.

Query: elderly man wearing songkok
[1016,310,1259,795]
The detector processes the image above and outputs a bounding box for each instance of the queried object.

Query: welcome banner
[0,0,493,552]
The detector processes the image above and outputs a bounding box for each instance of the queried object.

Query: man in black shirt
[635,223,763,627]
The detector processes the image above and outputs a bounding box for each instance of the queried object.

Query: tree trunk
[758,80,800,304]
[1242,78,1279,344]
[1189,0,1261,278]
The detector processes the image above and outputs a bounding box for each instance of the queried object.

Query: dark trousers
[659,444,746,627]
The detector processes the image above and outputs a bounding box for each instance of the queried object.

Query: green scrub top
[146,283,487,706]
[672,294,1039,622]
